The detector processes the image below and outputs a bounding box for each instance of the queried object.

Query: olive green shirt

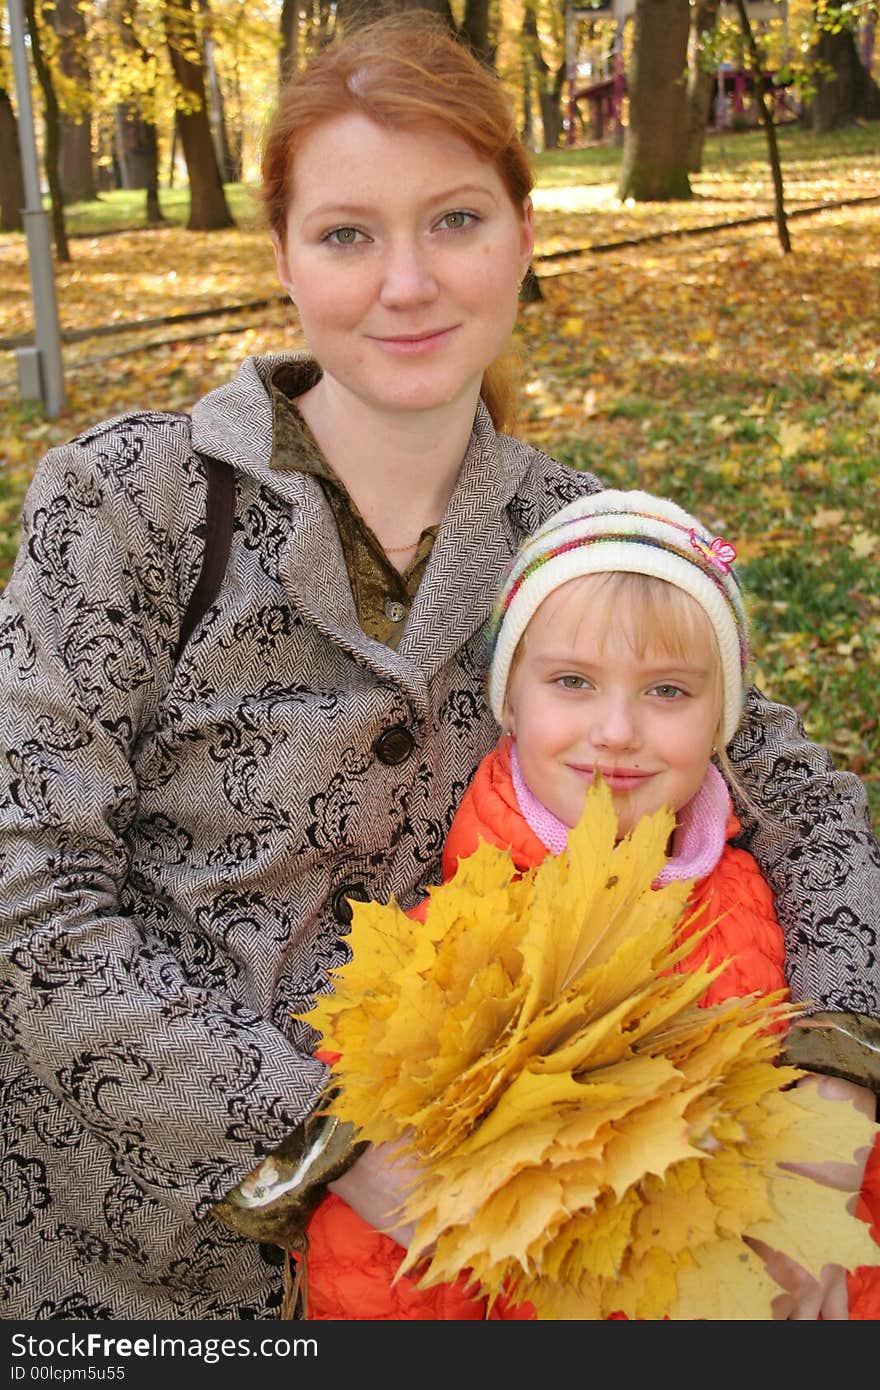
[268,360,437,649]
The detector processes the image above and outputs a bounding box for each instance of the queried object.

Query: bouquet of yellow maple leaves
[302,781,876,1319]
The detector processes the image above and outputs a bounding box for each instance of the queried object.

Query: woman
[0,14,877,1320]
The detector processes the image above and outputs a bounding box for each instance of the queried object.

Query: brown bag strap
[175,454,235,663]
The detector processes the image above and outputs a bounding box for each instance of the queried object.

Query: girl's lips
[569,765,654,792]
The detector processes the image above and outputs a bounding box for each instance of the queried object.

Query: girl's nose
[590,697,640,751]
[379,239,438,307]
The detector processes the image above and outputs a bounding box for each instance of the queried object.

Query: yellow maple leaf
[673,1237,779,1319]
[812,507,845,529]
[708,414,734,436]
[839,379,864,402]
[851,530,878,559]
[777,420,810,458]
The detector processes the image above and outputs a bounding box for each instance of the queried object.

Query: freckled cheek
[313,284,371,324]
[291,258,376,323]
[458,254,519,302]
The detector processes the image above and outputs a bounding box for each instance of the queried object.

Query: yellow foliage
[777,420,811,459]
[300,781,876,1319]
[850,530,878,559]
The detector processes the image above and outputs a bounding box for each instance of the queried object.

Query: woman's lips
[367,327,457,355]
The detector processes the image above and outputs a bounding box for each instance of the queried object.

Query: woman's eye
[652,684,685,700]
[437,210,475,231]
[324,226,365,246]
[557,674,588,690]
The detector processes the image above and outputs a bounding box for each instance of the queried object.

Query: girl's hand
[327,1133,420,1248]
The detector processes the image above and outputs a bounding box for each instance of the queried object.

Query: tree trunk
[203,33,236,183]
[24,0,71,259]
[520,263,543,304]
[538,89,563,151]
[50,0,96,203]
[618,0,692,201]
[115,106,151,188]
[199,0,237,182]
[59,122,95,204]
[112,0,165,223]
[114,106,164,222]
[169,117,177,187]
[733,0,790,253]
[518,3,553,298]
[522,3,566,151]
[0,86,26,232]
[522,56,535,149]
[460,0,492,66]
[811,17,880,131]
[280,0,299,84]
[163,0,234,229]
[687,0,720,173]
[862,14,875,76]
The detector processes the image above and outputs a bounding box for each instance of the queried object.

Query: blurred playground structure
[563,0,830,143]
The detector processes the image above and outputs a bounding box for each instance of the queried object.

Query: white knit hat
[488,489,749,744]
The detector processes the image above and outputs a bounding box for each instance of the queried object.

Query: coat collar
[190,352,537,693]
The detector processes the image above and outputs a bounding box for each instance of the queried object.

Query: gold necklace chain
[383,538,423,553]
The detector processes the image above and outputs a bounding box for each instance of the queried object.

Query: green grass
[532,121,880,188]
[60,183,265,237]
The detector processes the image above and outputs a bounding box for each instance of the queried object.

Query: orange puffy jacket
[304,739,880,1320]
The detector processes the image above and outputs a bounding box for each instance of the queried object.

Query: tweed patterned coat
[1,353,878,1320]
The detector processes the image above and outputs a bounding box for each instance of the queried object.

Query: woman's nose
[378,239,438,307]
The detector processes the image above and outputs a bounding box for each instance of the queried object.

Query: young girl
[307,488,880,1320]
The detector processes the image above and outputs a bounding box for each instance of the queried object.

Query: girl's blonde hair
[261,12,533,432]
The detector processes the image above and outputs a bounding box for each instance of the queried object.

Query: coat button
[331,881,369,927]
[384,599,407,623]
[373,724,414,765]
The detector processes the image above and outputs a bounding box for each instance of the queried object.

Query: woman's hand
[747,1074,876,1319]
[327,1134,421,1248]
[745,1238,849,1320]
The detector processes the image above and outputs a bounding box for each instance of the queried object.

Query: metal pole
[6,0,65,417]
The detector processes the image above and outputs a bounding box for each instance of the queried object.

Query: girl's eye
[323,226,365,246]
[437,210,475,231]
[556,674,589,691]
[651,684,686,700]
